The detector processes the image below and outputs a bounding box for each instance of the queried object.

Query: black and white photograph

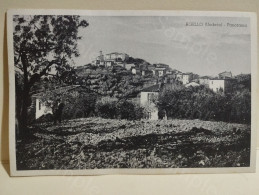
[7,10,257,176]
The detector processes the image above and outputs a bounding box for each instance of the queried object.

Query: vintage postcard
[7,10,257,176]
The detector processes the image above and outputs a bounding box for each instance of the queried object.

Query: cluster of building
[33,51,237,120]
[90,52,235,94]
[139,71,235,120]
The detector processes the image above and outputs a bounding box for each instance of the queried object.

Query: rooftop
[183,72,193,75]
[141,84,160,92]
[185,82,200,87]
[219,71,232,74]
[32,85,81,98]
[154,67,167,70]
[210,78,236,81]
[199,76,211,79]
[106,52,128,55]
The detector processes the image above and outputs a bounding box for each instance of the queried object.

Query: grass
[16,118,251,170]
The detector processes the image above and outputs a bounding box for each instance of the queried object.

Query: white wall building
[132,67,140,75]
[35,99,53,119]
[182,74,191,85]
[105,52,129,62]
[152,68,167,77]
[32,85,81,120]
[208,79,234,93]
[140,85,160,120]
[92,51,129,67]
[132,67,137,75]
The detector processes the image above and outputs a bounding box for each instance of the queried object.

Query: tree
[13,15,89,135]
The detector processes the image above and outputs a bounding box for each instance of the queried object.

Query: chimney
[99,51,103,56]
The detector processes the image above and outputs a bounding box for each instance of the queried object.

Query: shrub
[95,97,144,120]
[116,101,144,120]
[116,101,135,120]
[62,92,97,120]
[158,85,251,124]
[95,97,118,119]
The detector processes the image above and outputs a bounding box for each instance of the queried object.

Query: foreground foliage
[158,85,251,124]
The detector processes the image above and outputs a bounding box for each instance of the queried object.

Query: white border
[7,9,257,176]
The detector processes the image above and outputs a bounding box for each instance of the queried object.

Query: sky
[74,16,251,76]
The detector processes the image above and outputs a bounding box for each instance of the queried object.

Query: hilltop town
[74,51,240,94]
[29,51,251,122]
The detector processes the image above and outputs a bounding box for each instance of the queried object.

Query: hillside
[73,56,178,98]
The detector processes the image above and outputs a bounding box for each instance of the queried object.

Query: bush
[95,97,118,119]
[116,101,135,120]
[158,85,251,124]
[62,92,97,120]
[95,97,144,120]
[116,101,144,120]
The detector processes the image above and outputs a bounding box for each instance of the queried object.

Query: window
[148,112,151,119]
[159,71,163,76]
[39,101,41,110]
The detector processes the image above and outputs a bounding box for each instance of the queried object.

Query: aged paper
[7,9,257,176]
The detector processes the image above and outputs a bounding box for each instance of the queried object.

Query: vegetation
[14,15,88,136]
[95,97,144,120]
[32,74,251,124]
[158,84,251,124]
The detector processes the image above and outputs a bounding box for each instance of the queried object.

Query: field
[16,118,251,170]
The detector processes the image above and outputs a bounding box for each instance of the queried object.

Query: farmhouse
[31,85,84,119]
[140,84,160,120]
[208,79,235,93]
